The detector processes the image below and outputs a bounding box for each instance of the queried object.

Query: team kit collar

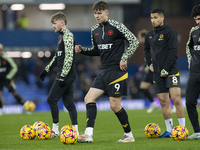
[154,23,167,32]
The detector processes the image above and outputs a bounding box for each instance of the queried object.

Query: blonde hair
[51,12,67,25]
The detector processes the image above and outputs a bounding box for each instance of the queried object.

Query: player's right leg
[78,88,104,143]
[62,83,79,136]
[47,80,65,138]
[157,93,173,138]
[186,74,200,139]
[170,87,185,126]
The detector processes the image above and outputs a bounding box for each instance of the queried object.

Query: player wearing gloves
[40,12,78,137]
[144,9,185,137]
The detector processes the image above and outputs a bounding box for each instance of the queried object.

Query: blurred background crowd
[0,0,198,106]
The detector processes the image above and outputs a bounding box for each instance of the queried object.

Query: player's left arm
[5,57,18,79]
[60,31,74,78]
[162,29,178,74]
[120,23,139,62]
[186,27,195,69]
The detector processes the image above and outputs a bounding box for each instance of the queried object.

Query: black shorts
[0,79,16,92]
[91,68,127,97]
[153,72,181,94]
[143,71,153,83]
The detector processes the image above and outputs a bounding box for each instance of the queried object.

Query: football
[36,125,52,140]
[20,125,36,140]
[144,123,161,138]
[24,101,36,112]
[171,125,189,141]
[60,125,77,144]
[33,121,49,131]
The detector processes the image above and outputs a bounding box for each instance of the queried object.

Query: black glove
[40,70,48,81]
[56,77,65,88]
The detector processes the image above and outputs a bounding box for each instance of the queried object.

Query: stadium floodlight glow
[21,52,32,58]
[38,51,44,58]
[10,4,25,11]
[44,51,51,57]
[5,51,21,58]
[39,3,65,10]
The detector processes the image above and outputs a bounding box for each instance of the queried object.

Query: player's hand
[75,45,82,53]
[160,69,168,77]
[150,64,154,72]
[40,70,47,81]
[56,77,65,88]
[188,62,190,70]
[139,66,144,72]
[120,61,127,71]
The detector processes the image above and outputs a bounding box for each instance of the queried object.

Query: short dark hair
[93,1,109,11]
[191,4,200,17]
[51,12,67,25]
[151,8,165,16]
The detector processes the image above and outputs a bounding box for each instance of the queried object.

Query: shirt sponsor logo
[194,45,200,51]
[95,33,99,36]
[98,43,113,50]
[57,51,62,56]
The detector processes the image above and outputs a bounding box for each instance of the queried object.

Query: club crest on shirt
[158,34,164,41]
[108,30,113,36]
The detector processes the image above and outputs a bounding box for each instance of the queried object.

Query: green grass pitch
[0,108,200,150]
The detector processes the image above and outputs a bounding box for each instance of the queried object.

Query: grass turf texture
[0,108,200,150]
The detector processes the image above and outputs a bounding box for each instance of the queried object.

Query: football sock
[15,95,24,105]
[141,89,154,102]
[52,123,59,133]
[115,107,131,133]
[85,127,93,136]
[86,103,97,128]
[165,118,173,132]
[178,118,185,127]
[73,124,79,136]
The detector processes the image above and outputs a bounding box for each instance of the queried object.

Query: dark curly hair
[191,4,200,17]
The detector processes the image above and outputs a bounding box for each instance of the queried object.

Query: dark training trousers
[186,73,200,133]
[47,80,77,125]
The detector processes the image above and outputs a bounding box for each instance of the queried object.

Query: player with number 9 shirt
[75,0,139,143]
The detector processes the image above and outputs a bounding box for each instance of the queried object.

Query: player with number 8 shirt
[143,8,185,137]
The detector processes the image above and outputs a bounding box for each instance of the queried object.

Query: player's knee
[65,103,75,112]
[84,95,95,104]
[186,99,196,108]
[159,99,169,107]
[47,98,55,105]
[171,97,182,106]
[110,103,120,112]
